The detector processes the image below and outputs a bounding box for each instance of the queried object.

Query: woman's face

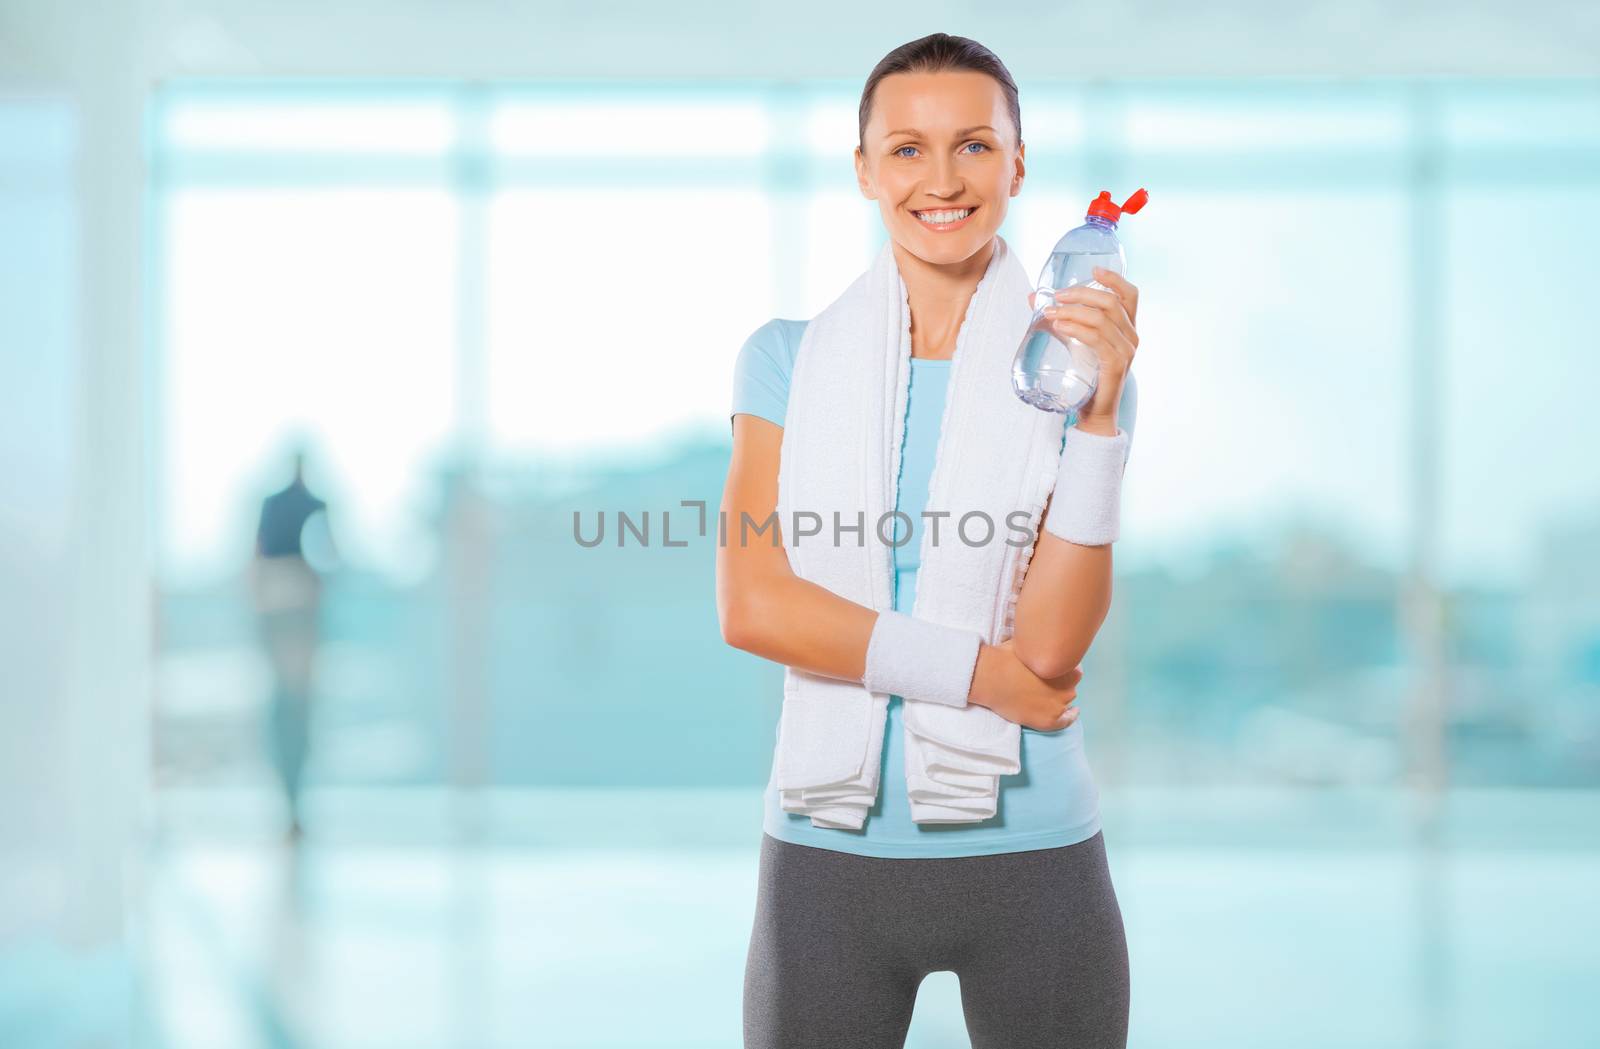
[855,70,1024,268]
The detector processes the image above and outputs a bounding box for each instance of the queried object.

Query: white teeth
[914,207,973,224]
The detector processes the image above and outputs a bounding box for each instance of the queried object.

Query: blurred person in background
[249,441,339,842]
[721,33,1142,1049]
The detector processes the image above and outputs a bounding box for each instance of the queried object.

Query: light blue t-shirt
[730,317,1136,858]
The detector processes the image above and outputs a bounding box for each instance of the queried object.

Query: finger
[1053,285,1124,315]
[1047,302,1136,344]
[1055,312,1138,356]
[1091,267,1139,324]
[1048,314,1135,361]
[1090,266,1134,294]
[1051,289,1138,347]
[1049,320,1115,364]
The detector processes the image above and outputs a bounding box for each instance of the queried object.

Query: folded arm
[719,412,1020,710]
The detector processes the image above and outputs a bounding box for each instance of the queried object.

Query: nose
[925,152,963,198]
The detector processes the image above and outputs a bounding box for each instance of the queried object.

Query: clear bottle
[1012,188,1148,414]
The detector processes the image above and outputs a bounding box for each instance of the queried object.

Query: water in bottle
[1012,188,1148,414]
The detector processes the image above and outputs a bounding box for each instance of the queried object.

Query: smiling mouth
[911,204,979,228]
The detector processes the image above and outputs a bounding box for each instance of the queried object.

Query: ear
[854,147,875,200]
[1011,140,1026,197]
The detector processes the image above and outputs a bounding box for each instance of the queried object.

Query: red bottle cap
[1087,188,1149,223]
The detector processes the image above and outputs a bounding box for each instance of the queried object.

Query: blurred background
[3,2,1599,1047]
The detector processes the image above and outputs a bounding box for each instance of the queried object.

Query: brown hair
[858,33,1022,151]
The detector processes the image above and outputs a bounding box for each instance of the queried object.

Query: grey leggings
[744,830,1130,1049]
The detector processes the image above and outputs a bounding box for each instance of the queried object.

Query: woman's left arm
[1010,268,1140,681]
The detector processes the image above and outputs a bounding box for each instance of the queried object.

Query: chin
[904,223,993,261]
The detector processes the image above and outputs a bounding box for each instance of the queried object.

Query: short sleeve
[730,318,804,432]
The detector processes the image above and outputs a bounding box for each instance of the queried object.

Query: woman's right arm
[716,412,878,682]
[716,413,1081,728]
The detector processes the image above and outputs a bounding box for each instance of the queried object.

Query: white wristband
[1042,425,1130,546]
[862,610,979,708]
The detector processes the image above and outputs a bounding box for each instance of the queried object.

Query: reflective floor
[139,788,1600,1049]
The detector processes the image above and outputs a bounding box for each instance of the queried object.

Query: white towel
[771,235,1070,829]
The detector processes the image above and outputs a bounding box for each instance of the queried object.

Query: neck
[892,237,997,360]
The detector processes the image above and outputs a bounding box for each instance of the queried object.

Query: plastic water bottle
[1012,188,1148,414]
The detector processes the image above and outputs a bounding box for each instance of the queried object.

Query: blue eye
[893,142,987,159]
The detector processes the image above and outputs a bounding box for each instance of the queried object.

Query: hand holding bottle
[1011,187,1147,415]
[1041,265,1140,426]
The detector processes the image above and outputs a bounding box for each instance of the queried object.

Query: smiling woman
[728,31,1134,1049]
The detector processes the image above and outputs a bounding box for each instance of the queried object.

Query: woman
[718,33,1141,1049]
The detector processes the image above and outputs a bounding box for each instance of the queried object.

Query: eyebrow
[885,124,996,139]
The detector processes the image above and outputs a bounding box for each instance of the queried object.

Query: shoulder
[740,317,807,373]
[730,318,809,429]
